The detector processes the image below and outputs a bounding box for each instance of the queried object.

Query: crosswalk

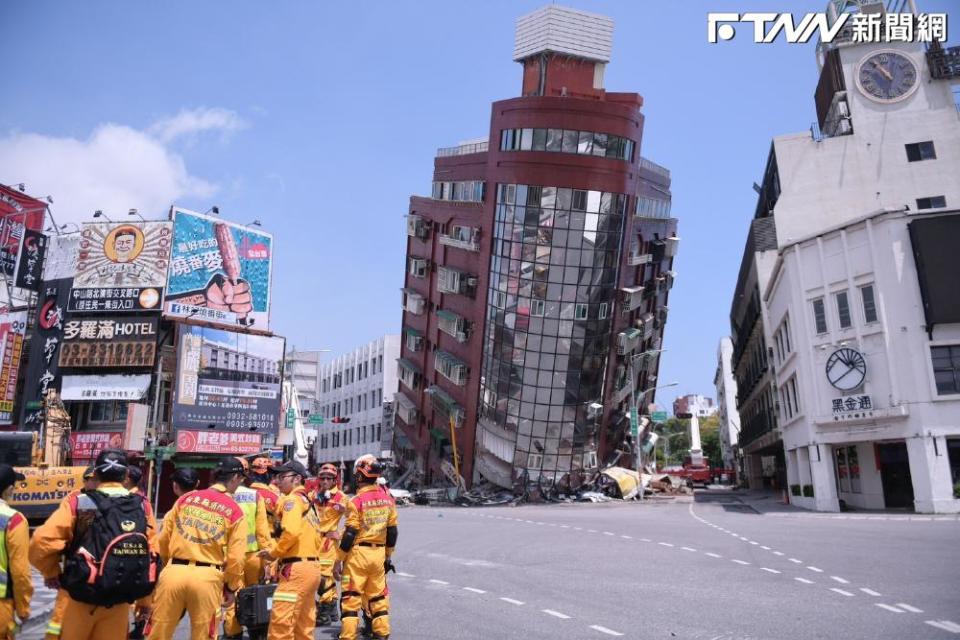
[21,571,58,639]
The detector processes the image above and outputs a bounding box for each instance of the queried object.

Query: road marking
[860,588,881,596]
[590,625,625,636]
[749,541,759,545]
[830,576,850,584]
[773,551,785,556]
[396,572,416,577]
[807,566,823,573]
[760,545,771,550]
[794,577,814,584]
[588,529,598,533]
[560,525,569,528]
[925,620,960,633]
[640,538,652,542]
[875,604,904,613]
[705,552,722,558]
[681,546,697,552]
[525,520,535,524]
[897,604,923,613]
[429,579,449,585]
[731,559,750,565]
[789,558,802,564]
[574,527,583,531]
[500,597,524,606]
[620,535,632,539]
[658,542,674,547]
[603,531,615,536]
[761,568,781,574]
[739,536,749,541]
[463,587,486,594]
[830,588,854,597]
[542,609,571,619]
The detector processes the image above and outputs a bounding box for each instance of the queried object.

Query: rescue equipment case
[236,583,277,628]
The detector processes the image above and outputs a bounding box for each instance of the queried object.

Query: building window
[859,285,878,324]
[574,303,588,320]
[905,141,936,162]
[531,299,546,317]
[812,298,828,334]
[599,302,608,320]
[916,195,947,210]
[835,291,852,329]
[931,345,960,395]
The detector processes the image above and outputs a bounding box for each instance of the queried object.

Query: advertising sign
[10,466,87,520]
[60,374,151,401]
[0,310,28,424]
[13,229,47,290]
[59,317,159,368]
[69,221,171,313]
[69,431,125,461]
[175,430,263,455]
[0,185,46,277]
[18,279,71,429]
[173,325,283,434]
[164,208,273,330]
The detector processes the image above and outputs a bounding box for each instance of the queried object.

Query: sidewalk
[22,571,58,636]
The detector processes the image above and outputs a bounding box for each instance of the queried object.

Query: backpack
[61,490,159,606]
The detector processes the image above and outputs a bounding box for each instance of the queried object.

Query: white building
[313,335,400,465]
[672,394,718,418]
[285,350,324,414]
[752,16,960,513]
[714,337,741,472]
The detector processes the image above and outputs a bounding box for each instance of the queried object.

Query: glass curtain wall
[480,183,627,482]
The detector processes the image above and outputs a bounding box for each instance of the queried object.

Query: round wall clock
[855,50,919,103]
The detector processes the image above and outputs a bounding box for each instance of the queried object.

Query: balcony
[436,140,489,157]
[617,328,641,356]
[437,266,478,297]
[638,156,670,179]
[927,43,960,80]
[663,237,679,258]
[395,392,418,425]
[739,408,777,449]
[437,309,470,343]
[659,270,676,292]
[635,195,672,220]
[397,357,422,391]
[621,285,644,312]
[439,225,481,252]
[654,305,669,330]
[637,312,655,340]
[627,252,652,266]
[407,214,429,240]
[401,288,425,315]
[426,385,466,428]
[434,350,468,386]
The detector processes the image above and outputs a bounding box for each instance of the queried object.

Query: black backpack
[61,490,159,606]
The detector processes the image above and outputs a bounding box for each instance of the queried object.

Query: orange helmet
[353,454,383,482]
[251,456,273,474]
[318,463,338,479]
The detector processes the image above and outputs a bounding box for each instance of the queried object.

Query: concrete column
[907,436,960,514]
[744,453,764,489]
[809,444,840,512]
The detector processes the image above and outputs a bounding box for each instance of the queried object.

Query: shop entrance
[877,442,914,510]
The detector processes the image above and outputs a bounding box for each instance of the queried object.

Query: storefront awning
[61,374,151,401]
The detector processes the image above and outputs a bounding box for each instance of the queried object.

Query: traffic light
[331,416,351,424]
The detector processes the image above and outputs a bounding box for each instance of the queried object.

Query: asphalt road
[23,490,960,639]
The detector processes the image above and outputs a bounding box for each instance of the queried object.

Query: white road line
[749,541,759,546]
[830,588,854,597]
[640,538,652,542]
[807,566,824,573]
[500,597,524,606]
[897,604,924,613]
[761,568,781,574]
[463,587,486,594]
[875,604,904,613]
[542,609,571,619]
[588,529,598,533]
[560,525,569,528]
[789,558,802,564]
[705,552,722,558]
[731,559,751,565]
[396,572,416,577]
[860,588,882,596]
[760,545,771,550]
[590,625,625,636]
[739,536,749,541]
[603,531,615,536]
[620,535,632,539]
[794,577,814,585]
[925,620,960,633]
[830,576,850,584]
[429,579,449,585]
[773,551,785,556]
[681,546,697,552]
[658,542,674,547]
[574,527,583,531]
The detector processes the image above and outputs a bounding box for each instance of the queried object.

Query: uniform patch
[284,501,294,512]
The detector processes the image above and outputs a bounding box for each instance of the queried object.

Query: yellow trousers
[339,547,389,640]
[0,600,19,640]
[223,552,263,636]
[146,564,223,640]
[44,589,69,639]
[60,597,130,640]
[318,538,338,605]
[267,560,322,640]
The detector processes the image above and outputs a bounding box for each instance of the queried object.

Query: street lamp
[93,210,114,222]
[128,208,146,222]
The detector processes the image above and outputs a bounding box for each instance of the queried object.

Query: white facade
[313,335,400,464]
[673,394,718,418]
[715,337,741,471]
[285,350,323,414]
[762,39,960,513]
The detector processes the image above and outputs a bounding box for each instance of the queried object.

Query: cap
[318,463,338,478]
[171,467,200,489]
[82,466,96,480]
[0,464,25,493]
[274,460,309,479]
[251,457,274,474]
[214,457,246,475]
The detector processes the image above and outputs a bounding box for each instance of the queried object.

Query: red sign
[176,430,262,455]
[70,431,125,461]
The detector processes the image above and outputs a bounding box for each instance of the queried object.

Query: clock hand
[871,60,894,81]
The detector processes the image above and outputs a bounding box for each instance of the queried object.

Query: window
[599,302,608,320]
[931,345,960,395]
[905,141,936,162]
[860,285,878,323]
[812,298,828,334]
[574,303,588,320]
[916,195,947,210]
[531,299,546,317]
[835,291,852,329]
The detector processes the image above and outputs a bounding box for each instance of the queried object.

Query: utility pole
[627,349,677,500]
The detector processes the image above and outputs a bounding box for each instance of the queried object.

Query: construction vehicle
[1,391,88,521]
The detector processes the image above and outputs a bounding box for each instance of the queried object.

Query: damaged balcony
[426,384,466,427]
[439,225,481,252]
[395,391,419,425]
[617,327,641,355]
[434,350,468,386]
[397,357,423,391]
[627,251,652,266]
[621,285,644,312]
[437,309,471,342]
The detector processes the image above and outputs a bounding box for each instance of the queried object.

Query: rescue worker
[125,466,158,640]
[0,464,31,640]
[333,455,398,640]
[248,457,280,526]
[171,468,200,497]
[146,458,247,640]
[312,463,346,625]
[259,461,323,640]
[222,458,275,640]
[44,467,96,640]
[30,449,148,640]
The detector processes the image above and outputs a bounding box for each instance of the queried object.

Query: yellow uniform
[250,481,280,529]
[146,484,246,640]
[337,485,398,640]
[222,486,275,637]
[29,483,143,640]
[0,500,32,640]
[313,487,346,606]
[43,489,82,640]
[267,487,323,640]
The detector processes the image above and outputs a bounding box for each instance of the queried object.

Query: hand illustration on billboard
[204,273,253,324]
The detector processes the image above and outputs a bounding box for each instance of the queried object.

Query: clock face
[825,348,867,391]
[856,50,918,103]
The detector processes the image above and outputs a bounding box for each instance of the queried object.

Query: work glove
[383,558,396,574]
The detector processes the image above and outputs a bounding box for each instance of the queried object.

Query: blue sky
[1,0,955,406]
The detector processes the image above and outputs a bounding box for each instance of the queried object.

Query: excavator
[0,391,87,522]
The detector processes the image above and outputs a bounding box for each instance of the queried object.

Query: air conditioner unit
[837,120,852,135]
[837,100,850,118]
[466,277,478,288]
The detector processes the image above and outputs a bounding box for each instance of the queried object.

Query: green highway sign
[308,415,324,425]
[286,408,296,428]
[651,410,668,423]
[629,407,639,437]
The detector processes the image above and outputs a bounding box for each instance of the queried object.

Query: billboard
[59,317,159,368]
[164,208,273,330]
[173,325,283,434]
[70,222,171,313]
[69,431,125,461]
[13,230,47,290]
[18,280,71,429]
[0,186,46,277]
[0,310,28,424]
[175,430,263,455]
